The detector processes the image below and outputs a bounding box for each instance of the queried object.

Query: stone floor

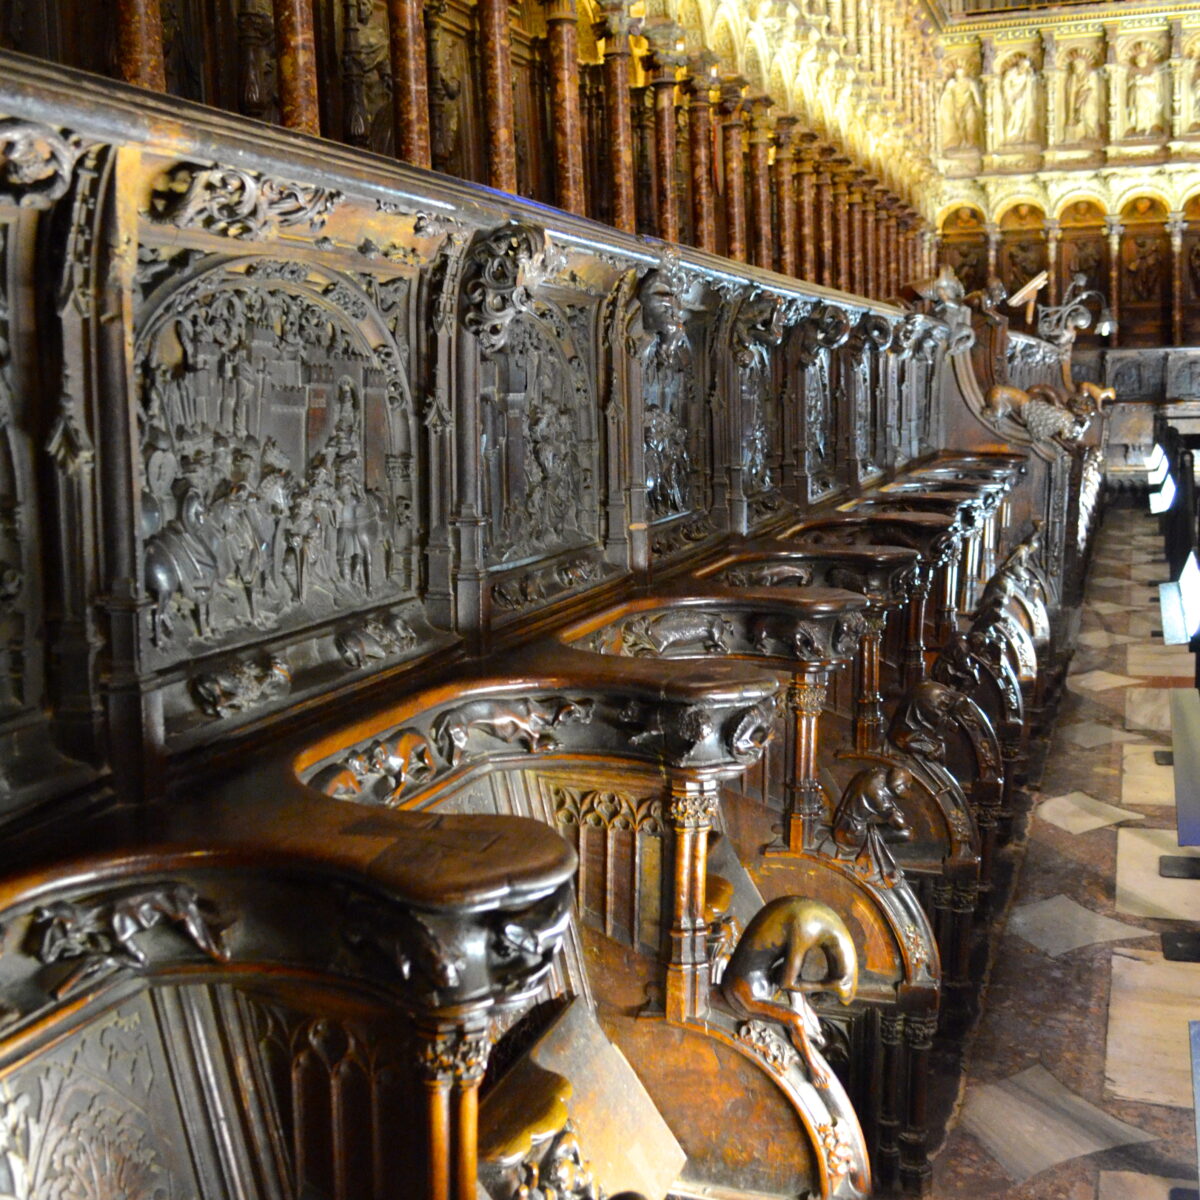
[929,503,1200,1199]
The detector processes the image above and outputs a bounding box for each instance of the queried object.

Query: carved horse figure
[720,896,858,1089]
[432,696,595,767]
[144,486,218,645]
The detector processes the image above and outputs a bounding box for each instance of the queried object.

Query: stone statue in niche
[938,66,983,151]
[1001,56,1039,145]
[734,291,784,501]
[135,257,416,657]
[639,263,698,522]
[945,242,985,294]
[1126,50,1164,135]
[1063,56,1101,142]
[1128,236,1162,301]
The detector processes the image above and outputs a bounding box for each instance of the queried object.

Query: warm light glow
[1180,552,1200,641]
[1149,472,1177,515]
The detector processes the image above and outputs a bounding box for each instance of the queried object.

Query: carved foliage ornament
[0,119,81,209]
[462,221,549,357]
[148,162,344,239]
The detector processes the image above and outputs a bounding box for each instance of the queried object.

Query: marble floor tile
[959,1064,1154,1183]
[1071,669,1141,692]
[1093,600,1140,614]
[1128,614,1162,636]
[1038,790,1146,834]
[1126,688,1175,732]
[1122,744,1176,808]
[1106,947,1200,1109]
[1098,1172,1199,1200]
[1007,894,1148,957]
[1127,644,1196,678]
[1130,563,1171,582]
[1078,630,1115,649]
[1092,574,1136,588]
[1115,827,1200,920]
[1064,721,1146,748]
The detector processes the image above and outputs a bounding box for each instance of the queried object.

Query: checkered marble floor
[931,503,1199,1199]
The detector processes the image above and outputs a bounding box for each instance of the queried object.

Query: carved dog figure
[432,696,594,767]
[721,896,858,1089]
[828,766,914,884]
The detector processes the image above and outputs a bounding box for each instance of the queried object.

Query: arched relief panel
[1185,193,1200,344]
[626,257,724,566]
[998,201,1046,334]
[1057,199,1108,348]
[938,204,987,293]
[1119,195,1169,347]
[458,223,617,625]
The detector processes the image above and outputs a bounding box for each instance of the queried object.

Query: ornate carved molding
[0,118,81,209]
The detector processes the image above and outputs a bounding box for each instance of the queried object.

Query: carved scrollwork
[148,163,343,239]
[737,1019,798,1072]
[189,652,291,718]
[794,302,853,367]
[462,221,549,357]
[0,118,81,208]
[849,311,894,354]
[27,884,228,997]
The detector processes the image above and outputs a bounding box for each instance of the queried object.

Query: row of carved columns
[113,0,935,299]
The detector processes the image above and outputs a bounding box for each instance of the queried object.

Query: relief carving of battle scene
[134,250,420,666]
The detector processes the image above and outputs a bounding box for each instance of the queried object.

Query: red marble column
[747,95,774,271]
[872,190,888,297]
[829,157,851,292]
[719,80,748,263]
[814,148,836,288]
[796,132,819,283]
[117,0,167,91]
[685,55,718,253]
[480,0,517,191]
[545,0,586,213]
[883,197,899,295]
[598,3,637,233]
[645,29,684,244]
[272,0,321,135]
[859,179,877,298]
[1106,215,1123,345]
[1169,211,1187,345]
[387,0,431,166]
[847,168,866,295]
[773,116,799,277]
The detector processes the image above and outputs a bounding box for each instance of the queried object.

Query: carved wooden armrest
[695,541,921,609]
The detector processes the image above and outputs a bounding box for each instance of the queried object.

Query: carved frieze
[133,253,419,665]
[147,163,343,239]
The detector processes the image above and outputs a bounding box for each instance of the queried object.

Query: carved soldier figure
[1128,236,1162,301]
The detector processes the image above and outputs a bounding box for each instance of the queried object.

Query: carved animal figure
[723,562,814,589]
[432,697,595,767]
[622,609,734,656]
[888,680,965,762]
[827,766,914,886]
[190,655,291,719]
[32,885,227,996]
[721,896,858,1089]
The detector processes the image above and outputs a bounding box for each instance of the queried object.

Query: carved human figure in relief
[1001,56,1039,145]
[720,895,858,1089]
[1063,57,1101,142]
[938,66,983,151]
[1126,51,1164,135]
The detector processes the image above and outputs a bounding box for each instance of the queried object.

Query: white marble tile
[1071,669,1141,692]
[1129,563,1171,582]
[1038,790,1146,835]
[1092,574,1135,588]
[1125,688,1175,733]
[1008,894,1147,957]
[959,1064,1154,1183]
[1063,721,1146,748]
[1122,744,1176,808]
[1098,1172,1199,1200]
[1115,827,1200,920]
[1078,630,1116,649]
[1092,600,1140,615]
[1106,947,1200,1108]
[1126,644,1195,678]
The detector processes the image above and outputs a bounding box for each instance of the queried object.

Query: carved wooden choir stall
[0,14,1108,1200]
